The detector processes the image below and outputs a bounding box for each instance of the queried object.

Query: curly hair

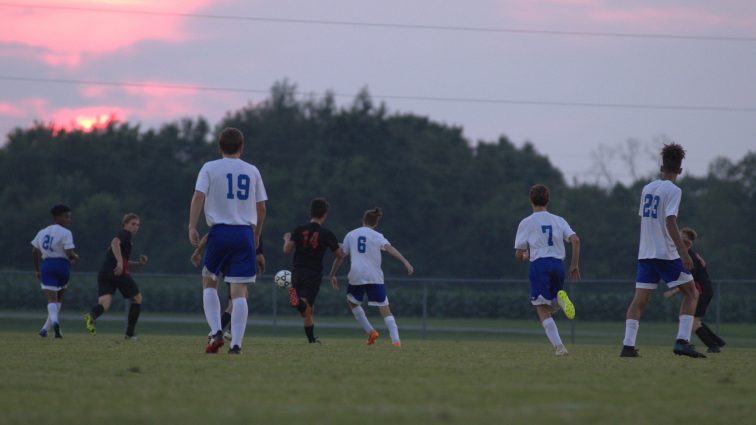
[661,143,686,172]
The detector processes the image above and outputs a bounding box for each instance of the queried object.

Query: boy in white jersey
[31,205,79,338]
[189,127,267,355]
[620,143,705,358]
[514,185,580,356]
[329,207,414,347]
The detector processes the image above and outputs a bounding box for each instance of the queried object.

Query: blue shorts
[346,284,388,307]
[40,258,70,291]
[203,225,256,283]
[528,257,564,305]
[635,258,692,289]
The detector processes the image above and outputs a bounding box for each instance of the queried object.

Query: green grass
[1,324,755,425]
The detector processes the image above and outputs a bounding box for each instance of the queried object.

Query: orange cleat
[367,329,379,345]
[392,341,401,347]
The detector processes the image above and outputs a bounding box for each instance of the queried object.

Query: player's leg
[296,281,320,343]
[346,285,376,342]
[222,228,256,353]
[85,276,115,336]
[120,276,142,339]
[621,259,659,357]
[536,305,566,355]
[228,283,248,353]
[221,289,233,336]
[672,280,705,358]
[530,259,566,355]
[43,289,61,338]
[692,281,723,352]
[369,285,399,346]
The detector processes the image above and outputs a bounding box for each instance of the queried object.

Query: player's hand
[256,254,266,274]
[35,270,40,280]
[189,227,199,247]
[568,265,580,281]
[282,232,291,242]
[114,262,124,276]
[190,251,201,267]
[330,275,339,289]
[138,254,149,266]
[681,252,694,272]
[405,263,415,276]
[663,289,677,299]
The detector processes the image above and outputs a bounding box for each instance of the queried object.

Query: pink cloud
[0,0,216,67]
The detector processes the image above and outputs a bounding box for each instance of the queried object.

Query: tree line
[1,82,753,279]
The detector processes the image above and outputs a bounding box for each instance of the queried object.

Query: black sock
[221,311,231,330]
[91,304,105,319]
[701,323,726,347]
[305,325,315,342]
[695,327,717,348]
[126,303,141,337]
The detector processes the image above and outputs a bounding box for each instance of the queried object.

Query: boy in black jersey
[283,198,344,343]
[84,213,148,339]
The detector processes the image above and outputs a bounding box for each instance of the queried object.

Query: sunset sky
[1,0,754,184]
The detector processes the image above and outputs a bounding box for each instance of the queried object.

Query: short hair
[680,227,697,241]
[50,204,71,217]
[218,127,244,155]
[363,207,383,227]
[529,184,550,207]
[661,143,686,173]
[122,213,140,225]
[310,198,329,219]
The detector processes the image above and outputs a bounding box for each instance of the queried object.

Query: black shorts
[695,279,714,318]
[98,272,140,299]
[292,272,322,306]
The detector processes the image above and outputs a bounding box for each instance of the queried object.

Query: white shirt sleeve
[30,231,42,249]
[665,186,681,218]
[63,229,75,249]
[379,235,390,251]
[254,168,268,202]
[560,218,576,241]
[194,163,210,194]
[514,219,528,250]
[341,234,351,256]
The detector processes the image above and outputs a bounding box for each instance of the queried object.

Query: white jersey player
[514,185,580,356]
[621,143,705,358]
[30,205,79,338]
[188,127,267,355]
[329,208,414,346]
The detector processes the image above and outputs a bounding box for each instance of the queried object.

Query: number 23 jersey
[638,179,681,260]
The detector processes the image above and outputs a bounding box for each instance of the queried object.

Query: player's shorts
[98,272,140,299]
[635,258,693,289]
[39,258,70,291]
[203,224,256,284]
[528,257,565,306]
[694,279,714,317]
[292,271,322,306]
[346,283,389,307]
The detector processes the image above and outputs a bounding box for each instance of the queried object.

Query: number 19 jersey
[194,158,267,227]
[341,226,391,285]
[638,179,681,260]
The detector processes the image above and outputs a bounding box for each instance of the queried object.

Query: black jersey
[689,248,711,287]
[291,222,339,277]
[99,229,132,275]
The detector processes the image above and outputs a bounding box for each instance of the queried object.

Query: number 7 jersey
[637,179,682,260]
[514,211,575,262]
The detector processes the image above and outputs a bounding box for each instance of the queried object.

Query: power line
[1,2,755,42]
[2,75,755,113]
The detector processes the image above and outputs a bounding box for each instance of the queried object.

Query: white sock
[677,315,694,341]
[542,317,563,347]
[624,319,640,346]
[230,298,248,348]
[202,288,222,333]
[46,303,59,325]
[351,306,374,333]
[383,315,400,343]
[42,314,52,331]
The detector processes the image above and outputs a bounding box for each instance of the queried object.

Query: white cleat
[555,345,569,356]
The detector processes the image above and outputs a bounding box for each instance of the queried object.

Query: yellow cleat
[84,313,96,336]
[557,290,575,320]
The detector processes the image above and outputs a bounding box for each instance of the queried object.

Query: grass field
[1,316,755,425]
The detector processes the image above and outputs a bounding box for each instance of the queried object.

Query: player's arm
[568,234,580,281]
[282,232,295,255]
[111,237,125,275]
[515,249,529,262]
[188,190,205,247]
[32,247,42,279]
[191,234,209,267]
[255,201,266,249]
[329,245,345,289]
[128,255,149,268]
[665,215,693,271]
[384,245,414,275]
[65,248,79,264]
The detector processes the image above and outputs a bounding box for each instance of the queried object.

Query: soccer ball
[274,270,292,288]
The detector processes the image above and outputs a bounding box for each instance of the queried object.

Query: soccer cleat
[555,345,569,356]
[673,339,706,358]
[706,345,721,353]
[205,330,224,353]
[367,329,379,345]
[287,287,299,307]
[557,290,575,320]
[53,323,62,339]
[392,341,401,347]
[223,330,232,341]
[124,335,139,341]
[309,337,321,344]
[38,328,48,338]
[228,345,242,354]
[84,313,96,336]
[620,345,640,357]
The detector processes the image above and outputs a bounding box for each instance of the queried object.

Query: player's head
[680,227,697,248]
[50,204,71,227]
[122,212,141,234]
[362,207,383,228]
[218,127,244,155]
[529,184,550,207]
[310,198,329,219]
[661,143,686,174]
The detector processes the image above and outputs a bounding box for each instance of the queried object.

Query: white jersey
[342,227,391,285]
[194,158,268,227]
[514,211,575,261]
[637,179,682,260]
[31,224,75,260]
